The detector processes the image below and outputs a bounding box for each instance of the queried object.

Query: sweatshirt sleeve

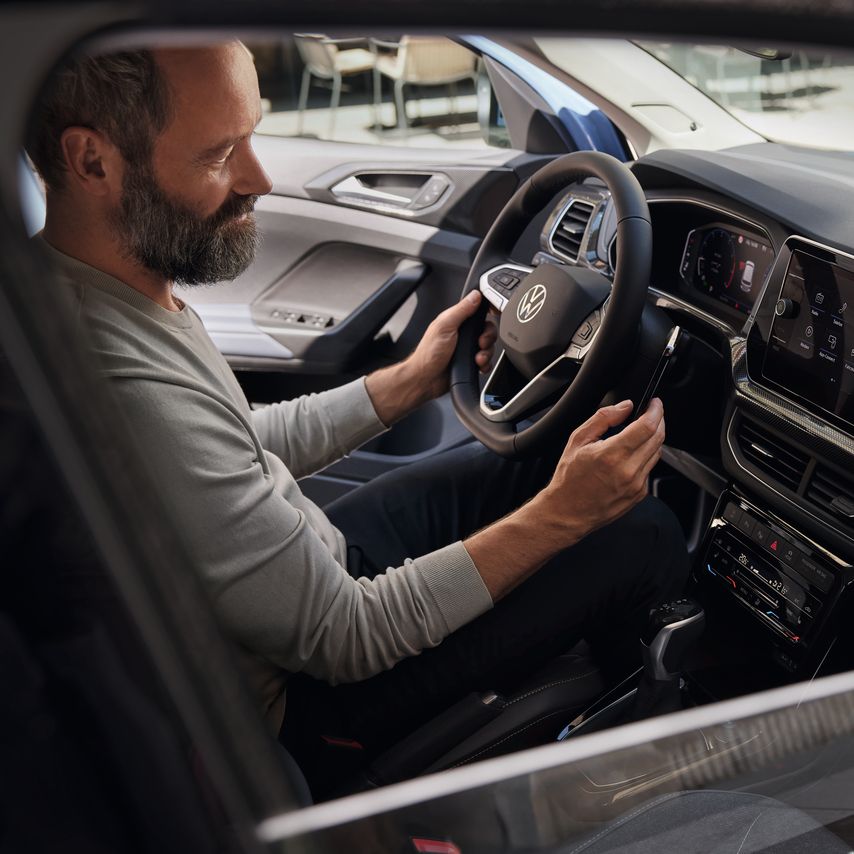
[117,379,493,684]
[250,377,387,480]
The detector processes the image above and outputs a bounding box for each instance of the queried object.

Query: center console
[697,235,854,679]
[696,491,849,676]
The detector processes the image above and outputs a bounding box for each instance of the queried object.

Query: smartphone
[632,326,681,421]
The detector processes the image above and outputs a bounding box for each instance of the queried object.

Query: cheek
[190,171,234,218]
[156,159,232,219]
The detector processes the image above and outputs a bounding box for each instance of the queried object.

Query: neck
[42,199,182,312]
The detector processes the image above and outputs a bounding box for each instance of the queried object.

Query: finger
[434,290,483,332]
[635,424,665,478]
[478,324,497,350]
[475,351,492,372]
[628,449,661,506]
[605,398,664,453]
[571,400,634,446]
[639,443,663,482]
[623,414,665,471]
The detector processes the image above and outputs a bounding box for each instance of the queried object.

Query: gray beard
[110,161,260,286]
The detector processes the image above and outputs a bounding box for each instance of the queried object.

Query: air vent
[735,419,809,492]
[806,463,854,525]
[550,199,595,262]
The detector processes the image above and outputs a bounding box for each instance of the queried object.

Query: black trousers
[280,441,689,792]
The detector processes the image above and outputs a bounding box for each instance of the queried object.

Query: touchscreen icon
[815,292,826,306]
[740,260,755,292]
[829,334,838,350]
[805,325,814,338]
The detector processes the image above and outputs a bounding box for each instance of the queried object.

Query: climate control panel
[697,492,850,672]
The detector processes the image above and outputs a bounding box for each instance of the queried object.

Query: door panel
[182,136,560,500]
[187,141,549,374]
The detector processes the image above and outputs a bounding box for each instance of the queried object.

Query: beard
[109,160,260,286]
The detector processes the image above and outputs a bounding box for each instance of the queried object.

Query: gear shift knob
[641,597,705,682]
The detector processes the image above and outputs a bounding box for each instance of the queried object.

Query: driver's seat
[345,645,606,793]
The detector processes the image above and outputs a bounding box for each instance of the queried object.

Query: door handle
[331,171,451,212]
[332,175,414,206]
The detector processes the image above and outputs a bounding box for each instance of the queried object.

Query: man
[28,42,687,794]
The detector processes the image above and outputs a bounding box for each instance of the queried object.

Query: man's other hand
[463,399,665,601]
[365,291,497,425]
[539,399,665,545]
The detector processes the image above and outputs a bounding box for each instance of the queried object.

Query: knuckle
[638,419,656,440]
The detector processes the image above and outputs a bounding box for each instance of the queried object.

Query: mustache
[211,193,259,226]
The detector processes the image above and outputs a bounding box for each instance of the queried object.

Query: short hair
[27,49,173,192]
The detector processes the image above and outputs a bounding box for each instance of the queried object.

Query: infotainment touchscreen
[762,250,854,424]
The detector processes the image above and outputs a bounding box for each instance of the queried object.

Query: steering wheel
[450,151,652,458]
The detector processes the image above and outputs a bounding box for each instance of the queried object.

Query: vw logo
[516,284,547,323]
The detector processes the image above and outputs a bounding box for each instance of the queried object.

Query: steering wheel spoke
[480,350,578,422]
[566,297,609,363]
[479,262,534,312]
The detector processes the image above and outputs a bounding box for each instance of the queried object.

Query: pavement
[258,92,487,150]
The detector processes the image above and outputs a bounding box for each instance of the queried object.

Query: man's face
[110,44,272,285]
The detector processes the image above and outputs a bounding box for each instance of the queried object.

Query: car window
[250,35,503,150]
[258,673,854,851]
[637,43,854,151]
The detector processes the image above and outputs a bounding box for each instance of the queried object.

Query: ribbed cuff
[413,541,494,634]
[323,377,388,452]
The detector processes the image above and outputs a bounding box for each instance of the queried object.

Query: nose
[233,138,272,198]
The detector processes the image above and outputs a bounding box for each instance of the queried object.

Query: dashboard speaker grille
[735,419,809,492]
[550,200,595,262]
[806,463,854,526]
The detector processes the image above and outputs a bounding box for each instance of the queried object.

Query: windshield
[637,42,854,151]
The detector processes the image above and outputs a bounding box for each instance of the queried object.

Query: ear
[59,126,123,198]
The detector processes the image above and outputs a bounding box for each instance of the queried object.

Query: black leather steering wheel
[450,151,652,458]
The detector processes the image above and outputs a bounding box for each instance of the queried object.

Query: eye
[211,147,234,165]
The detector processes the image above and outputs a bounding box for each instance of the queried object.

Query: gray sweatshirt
[44,239,493,728]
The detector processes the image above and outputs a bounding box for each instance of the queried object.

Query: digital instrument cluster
[680,224,774,314]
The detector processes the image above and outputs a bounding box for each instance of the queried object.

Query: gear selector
[632,597,705,720]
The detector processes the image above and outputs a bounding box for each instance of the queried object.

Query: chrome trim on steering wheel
[479,350,575,422]
[478,299,607,422]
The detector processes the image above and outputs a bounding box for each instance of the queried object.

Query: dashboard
[535,143,854,685]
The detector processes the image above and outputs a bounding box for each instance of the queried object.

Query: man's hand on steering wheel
[365,291,498,426]
[409,290,498,398]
